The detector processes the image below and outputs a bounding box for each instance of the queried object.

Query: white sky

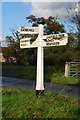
[31,2,76,19]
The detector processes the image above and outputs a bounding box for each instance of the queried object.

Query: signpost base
[36,90,44,96]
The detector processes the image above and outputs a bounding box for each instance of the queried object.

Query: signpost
[42,33,68,47]
[20,37,38,48]
[19,23,68,96]
[19,26,39,34]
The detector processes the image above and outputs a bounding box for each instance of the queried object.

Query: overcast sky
[31,2,76,18]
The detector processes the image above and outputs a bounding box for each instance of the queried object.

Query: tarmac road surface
[1,76,80,97]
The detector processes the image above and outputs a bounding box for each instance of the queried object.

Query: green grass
[51,72,79,84]
[2,63,80,84]
[2,63,36,80]
[2,87,80,119]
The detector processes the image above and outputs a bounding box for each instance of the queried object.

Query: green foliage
[44,16,65,34]
[3,15,80,66]
[3,47,13,63]
[66,3,80,57]
[2,88,80,119]
[26,15,65,34]
[2,63,79,84]
[2,63,36,80]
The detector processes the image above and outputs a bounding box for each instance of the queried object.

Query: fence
[65,61,80,77]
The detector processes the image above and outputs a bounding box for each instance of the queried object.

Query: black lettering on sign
[46,42,59,46]
[46,34,65,42]
[21,44,26,46]
[20,27,34,32]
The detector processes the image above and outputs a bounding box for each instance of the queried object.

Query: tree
[26,15,80,65]
[26,15,65,34]
[66,2,80,61]
[3,30,37,65]
[26,15,68,66]
[66,2,80,48]
[3,31,26,64]
[3,14,80,66]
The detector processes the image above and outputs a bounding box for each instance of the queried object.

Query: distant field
[2,87,80,119]
[2,63,79,84]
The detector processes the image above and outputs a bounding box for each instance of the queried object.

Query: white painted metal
[36,24,44,91]
[42,33,68,47]
[42,33,68,40]
[20,37,38,48]
[19,24,68,93]
[19,26,39,34]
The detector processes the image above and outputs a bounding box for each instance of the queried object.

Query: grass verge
[2,87,80,119]
[2,63,80,84]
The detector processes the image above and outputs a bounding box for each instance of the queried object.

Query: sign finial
[37,18,45,25]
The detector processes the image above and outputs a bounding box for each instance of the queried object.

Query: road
[0,76,80,97]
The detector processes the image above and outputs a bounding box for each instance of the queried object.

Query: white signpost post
[19,23,68,96]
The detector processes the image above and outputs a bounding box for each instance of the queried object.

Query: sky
[2,2,32,36]
[1,0,79,2]
[0,1,79,46]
